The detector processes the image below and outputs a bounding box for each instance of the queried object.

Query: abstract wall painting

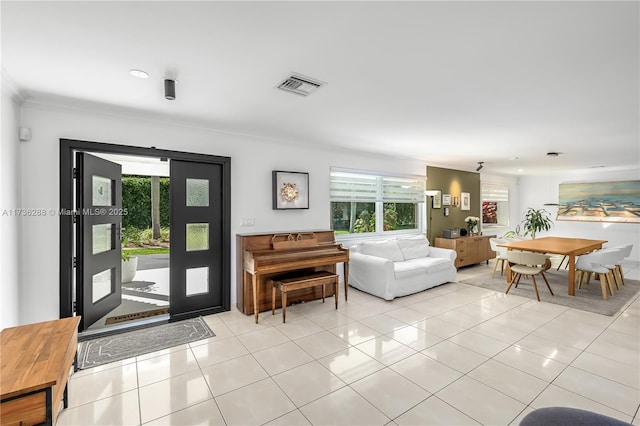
[557,180,640,223]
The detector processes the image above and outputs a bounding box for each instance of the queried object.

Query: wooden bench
[1,317,80,426]
[272,271,339,322]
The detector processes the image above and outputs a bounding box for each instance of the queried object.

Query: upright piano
[237,230,349,323]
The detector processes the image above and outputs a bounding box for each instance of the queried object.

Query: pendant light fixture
[543,152,560,206]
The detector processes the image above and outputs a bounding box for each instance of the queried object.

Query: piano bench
[271,271,339,323]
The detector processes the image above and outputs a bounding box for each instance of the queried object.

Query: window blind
[330,170,425,203]
[330,172,381,202]
[382,177,426,203]
[482,183,509,202]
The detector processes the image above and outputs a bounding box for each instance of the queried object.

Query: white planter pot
[122,257,138,283]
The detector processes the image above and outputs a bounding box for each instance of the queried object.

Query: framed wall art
[557,180,640,223]
[432,190,442,209]
[272,171,309,210]
[442,194,451,206]
[461,192,470,211]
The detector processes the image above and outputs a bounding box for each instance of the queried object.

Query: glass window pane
[186,223,209,251]
[384,203,417,230]
[92,224,114,255]
[186,179,209,207]
[482,201,509,227]
[186,267,208,296]
[331,202,376,234]
[92,175,113,206]
[92,268,113,303]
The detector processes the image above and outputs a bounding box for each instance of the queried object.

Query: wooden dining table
[498,237,607,296]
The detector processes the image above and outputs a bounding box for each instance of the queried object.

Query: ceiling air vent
[277,73,325,97]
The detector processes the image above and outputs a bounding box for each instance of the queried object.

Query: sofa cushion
[393,261,427,280]
[359,240,404,262]
[403,257,453,274]
[396,235,430,260]
[393,257,453,280]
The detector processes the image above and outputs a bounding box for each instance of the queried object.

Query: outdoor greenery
[343,203,415,233]
[124,247,170,256]
[121,175,171,258]
[123,226,170,248]
[122,176,170,230]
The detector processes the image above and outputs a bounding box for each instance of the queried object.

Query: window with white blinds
[329,172,380,202]
[481,183,510,227]
[482,184,509,202]
[330,169,426,237]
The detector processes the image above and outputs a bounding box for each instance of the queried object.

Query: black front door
[76,152,123,330]
[170,160,228,321]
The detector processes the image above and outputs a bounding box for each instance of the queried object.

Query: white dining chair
[575,249,621,300]
[489,238,509,278]
[605,244,633,286]
[506,251,553,302]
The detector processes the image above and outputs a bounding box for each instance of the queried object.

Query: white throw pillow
[359,240,404,262]
[396,235,430,260]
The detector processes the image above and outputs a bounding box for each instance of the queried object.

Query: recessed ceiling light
[510,157,519,161]
[129,69,149,79]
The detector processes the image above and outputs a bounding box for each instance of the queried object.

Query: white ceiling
[2,1,638,176]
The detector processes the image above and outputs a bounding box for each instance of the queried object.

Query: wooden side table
[272,271,339,322]
[1,317,81,426]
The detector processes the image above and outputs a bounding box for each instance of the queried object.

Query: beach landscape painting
[557,180,640,223]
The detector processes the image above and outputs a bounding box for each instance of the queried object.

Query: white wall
[518,169,640,259]
[1,75,22,329]
[15,102,640,326]
[18,102,429,325]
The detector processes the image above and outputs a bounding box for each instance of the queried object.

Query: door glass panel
[92,268,113,303]
[186,178,209,207]
[92,224,114,255]
[186,223,209,251]
[92,175,113,206]
[186,267,209,296]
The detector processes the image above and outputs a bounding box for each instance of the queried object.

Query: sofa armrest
[349,252,395,279]
[428,247,457,262]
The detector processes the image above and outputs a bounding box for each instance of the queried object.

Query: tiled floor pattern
[58,261,640,425]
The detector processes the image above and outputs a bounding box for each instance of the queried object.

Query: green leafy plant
[383,203,398,231]
[521,207,553,239]
[353,210,374,233]
[121,248,132,262]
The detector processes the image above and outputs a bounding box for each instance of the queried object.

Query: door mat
[105,307,170,325]
[460,269,640,316]
[77,317,214,369]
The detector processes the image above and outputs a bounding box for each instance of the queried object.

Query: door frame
[59,139,231,333]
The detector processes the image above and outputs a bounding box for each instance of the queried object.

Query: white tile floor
[58,261,640,426]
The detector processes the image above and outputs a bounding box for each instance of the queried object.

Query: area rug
[460,269,640,316]
[77,317,214,369]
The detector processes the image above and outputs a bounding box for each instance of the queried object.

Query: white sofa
[348,234,457,300]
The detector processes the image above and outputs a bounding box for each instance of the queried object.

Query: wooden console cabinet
[1,317,80,426]
[435,235,496,268]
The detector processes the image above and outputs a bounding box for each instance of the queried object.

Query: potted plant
[521,207,553,239]
[121,234,138,283]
